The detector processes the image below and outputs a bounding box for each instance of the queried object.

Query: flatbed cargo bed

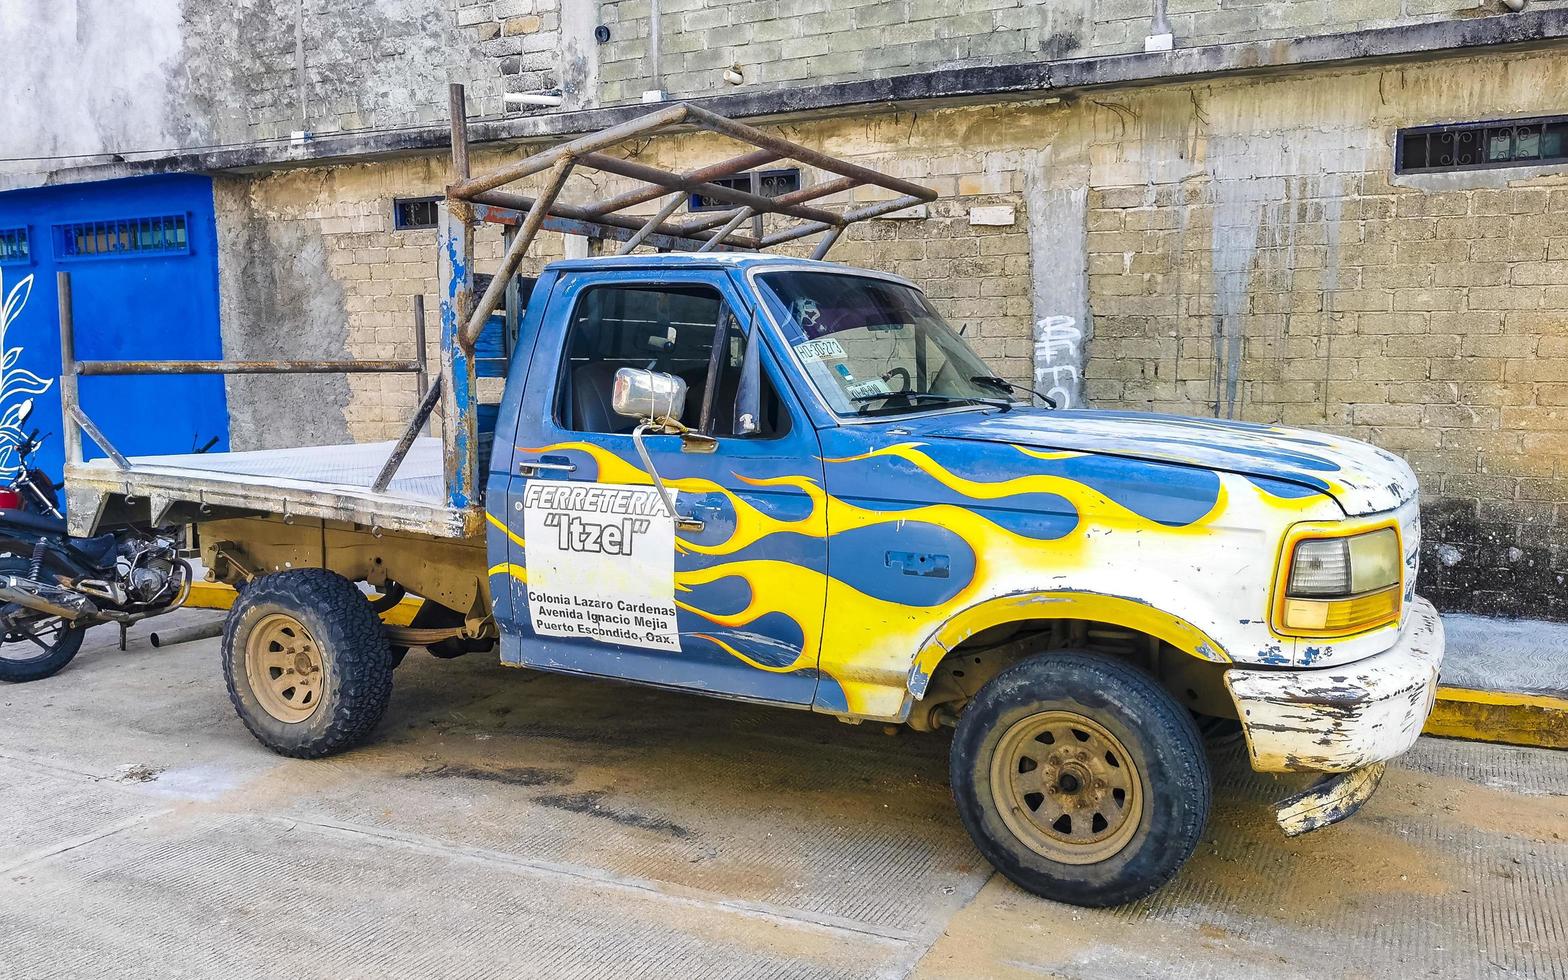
[63,437,472,539]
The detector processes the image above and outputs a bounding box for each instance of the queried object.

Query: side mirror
[15,398,33,427]
[613,367,687,423]
[732,316,762,436]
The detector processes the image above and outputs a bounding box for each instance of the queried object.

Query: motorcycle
[0,400,192,683]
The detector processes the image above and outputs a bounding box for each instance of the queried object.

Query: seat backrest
[571,361,637,434]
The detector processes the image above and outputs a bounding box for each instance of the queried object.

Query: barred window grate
[689,168,802,212]
[56,214,188,258]
[1397,115,1568,174]
[394,196,441,230]
[0,227,29,264]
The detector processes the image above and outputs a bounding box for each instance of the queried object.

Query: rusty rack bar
[435,84,937,513]
[54,92,936,534]
[55,270,431,486]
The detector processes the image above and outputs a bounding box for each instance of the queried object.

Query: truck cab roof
[540,253,853,275]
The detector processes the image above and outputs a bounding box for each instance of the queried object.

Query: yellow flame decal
[500,437,1331,720]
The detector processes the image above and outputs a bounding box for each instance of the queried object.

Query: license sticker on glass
[794,338,846,362]
[845,378,891,400]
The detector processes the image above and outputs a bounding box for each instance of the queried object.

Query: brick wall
[596,0,1568,104]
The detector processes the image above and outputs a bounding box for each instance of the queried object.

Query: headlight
[1278,526,1402,635]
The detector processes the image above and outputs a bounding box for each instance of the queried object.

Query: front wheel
[949,651,1211,907]
[223,568,394,758]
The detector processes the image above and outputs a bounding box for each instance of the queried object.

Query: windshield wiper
[972,376,1057,409]
[851,391,1011,414]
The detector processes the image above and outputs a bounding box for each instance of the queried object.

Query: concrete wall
[0,0,547,182]
[9,2,1565,186]
[595,0,1568,104]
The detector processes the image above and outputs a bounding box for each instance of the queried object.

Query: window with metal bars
[393,196,441,230]
[55,214,188,259]
[0,227,29,264]
[688,168,802,212]
[1396,115,1568,173]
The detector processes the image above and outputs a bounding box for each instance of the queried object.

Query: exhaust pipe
[0,575,99,621]
[149,620,224,648]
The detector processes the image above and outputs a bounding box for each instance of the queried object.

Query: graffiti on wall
[0,272,54,479]
[1032,314,1083,409]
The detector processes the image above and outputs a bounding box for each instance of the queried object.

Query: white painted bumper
[1225,597,1444,774]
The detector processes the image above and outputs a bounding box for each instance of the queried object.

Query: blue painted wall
[0,174,228,479]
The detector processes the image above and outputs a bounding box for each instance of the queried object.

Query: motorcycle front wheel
[0,558,89,682]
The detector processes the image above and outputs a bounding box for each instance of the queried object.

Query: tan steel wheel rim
[990,710,1143,865]
[245,613,327,723]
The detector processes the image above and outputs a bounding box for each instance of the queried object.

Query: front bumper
[1226,596,1444,774]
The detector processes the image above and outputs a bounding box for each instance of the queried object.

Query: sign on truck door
[496,270,829,704]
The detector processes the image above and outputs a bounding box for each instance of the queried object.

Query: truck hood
[910,408,1416,516]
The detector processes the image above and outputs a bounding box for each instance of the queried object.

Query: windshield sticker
[522,480,681,652]
[844,378,891,400]
[794,337,846,361]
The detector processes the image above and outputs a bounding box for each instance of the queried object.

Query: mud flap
[1274,762,1385,837]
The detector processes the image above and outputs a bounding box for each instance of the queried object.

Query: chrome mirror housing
[613,367,687,422]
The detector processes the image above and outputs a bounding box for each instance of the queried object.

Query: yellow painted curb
[1424,685,1568,751]
[184,581,424,626]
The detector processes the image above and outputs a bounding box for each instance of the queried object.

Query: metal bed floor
[84,437,447,504]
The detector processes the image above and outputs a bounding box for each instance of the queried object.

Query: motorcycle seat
[0,509,118,568]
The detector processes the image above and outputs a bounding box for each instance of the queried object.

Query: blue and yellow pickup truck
[69,252,1444,908]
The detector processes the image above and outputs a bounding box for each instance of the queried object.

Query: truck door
[495,269,828,705]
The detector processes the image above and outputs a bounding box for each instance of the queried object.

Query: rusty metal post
[749,169,764,241]
[449,83,470,182]
[438,199,479,511]
[73,359,422,375]
[462,156,573,348]
[581,152,844,227]
[811,226,845,260]
[372,377,444,494]
[67,405,130,470]
[55,271,82,467]
[697,208,753,253]
[449,103,688,201]
[440,83,481,511]
[586,149,779,218]
[617,194,687,255]
[683,104,939,204]
[413,294,429,399]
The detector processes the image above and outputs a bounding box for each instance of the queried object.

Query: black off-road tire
[950,651,1211,908]
[222,568,394,758]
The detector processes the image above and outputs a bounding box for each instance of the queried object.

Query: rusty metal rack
[57,86,937,540]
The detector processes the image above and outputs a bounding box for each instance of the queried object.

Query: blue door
[0,174,228,480]
[488,268,830,705]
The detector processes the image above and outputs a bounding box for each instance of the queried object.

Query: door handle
[518,459,576,476]
[674,515,705,533]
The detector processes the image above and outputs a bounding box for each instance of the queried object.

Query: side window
[555,283,789,438]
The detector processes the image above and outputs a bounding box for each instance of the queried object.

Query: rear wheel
[0,556,87,683]
[223,569,393,758]
[950,651,1211,907]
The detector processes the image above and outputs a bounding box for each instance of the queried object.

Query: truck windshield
[755,270,1011,416]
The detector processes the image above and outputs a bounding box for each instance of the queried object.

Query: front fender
[906,589,1231,699]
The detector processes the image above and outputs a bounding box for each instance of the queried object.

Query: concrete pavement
[1,610,1565,979]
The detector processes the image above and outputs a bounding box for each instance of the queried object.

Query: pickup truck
[57,101,1444,908]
